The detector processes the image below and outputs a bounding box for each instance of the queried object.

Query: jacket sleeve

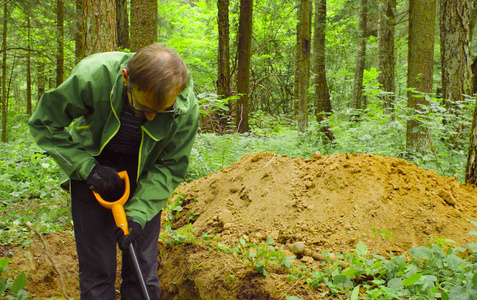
[124,87,199,228]
[28,69,97,181]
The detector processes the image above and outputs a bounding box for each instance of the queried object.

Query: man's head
[122,43,189,120]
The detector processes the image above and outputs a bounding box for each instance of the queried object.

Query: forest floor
[6,151,477,299]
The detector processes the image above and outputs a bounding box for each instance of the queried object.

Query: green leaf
[342,268,360,278]
[267,236,274,244]
[11,271,27,293]
[0,278,6,293]
[350,285,360,300]
[256,264,267,276]
[286,296,303,300]
[354,240,368,257]
[409,246,433,260]
[472,273,477,287]
[402,273,422,287]
[0,258,9,271]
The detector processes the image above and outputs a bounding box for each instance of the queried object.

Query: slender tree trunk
[293,3,301,117]
[1,3,7,143]
[296,0,312,133]
[217,0,231,101]
[351,0,368,111]
[440,0,472,109]
[313,0,333,139]
[116,0,130,49]
[236,0,253,133]
[83,0,117,55]
[130,0,157,51]
[216,0,231,132]
[37,62,46,103]
[27,14,32,116]
[467,106,477,183]
[56,0,64,87]
[406,0,435,154]
[75,0,84,63]
[377,0,396,115]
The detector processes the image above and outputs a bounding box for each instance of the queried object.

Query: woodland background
[1,0,477,182]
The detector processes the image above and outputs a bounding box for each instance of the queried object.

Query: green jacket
[29,51,199,228]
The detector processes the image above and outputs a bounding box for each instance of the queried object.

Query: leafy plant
[0,258,29,300]
[234,236,293,276]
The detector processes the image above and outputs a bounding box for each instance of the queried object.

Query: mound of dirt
[8,152,477,299]
[159,152,477,299]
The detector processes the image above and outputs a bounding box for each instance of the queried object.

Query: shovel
[92,170,151,300]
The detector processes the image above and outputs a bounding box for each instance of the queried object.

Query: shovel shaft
[128,243,151,300]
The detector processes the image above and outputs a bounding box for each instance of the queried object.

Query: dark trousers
[71,149,161,300]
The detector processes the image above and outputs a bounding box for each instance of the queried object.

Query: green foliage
[0,258,29,300]
[0,115,71,246]
[234,236,293,276]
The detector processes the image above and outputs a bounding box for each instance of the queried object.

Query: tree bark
[469,0,477,41]
[27,14,32,116]
[313,0,333,140]
[236,0,253,133]
[217,0,231,101]
[406,0,435,154]
[440,0,472,110]
[56,0,64,87]
[83,0,117,56]
[116,0,130,50]
[130,0,157,51]
[75,0,84,63]
[1,3,7,142]
[377,0,396,115]
[351,0,368,111]
[296,0,312,133]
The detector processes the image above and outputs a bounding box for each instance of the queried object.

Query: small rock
[291,242,305,255]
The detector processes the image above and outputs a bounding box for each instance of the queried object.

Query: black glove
[86,165,125,202]
[115,220,142,251]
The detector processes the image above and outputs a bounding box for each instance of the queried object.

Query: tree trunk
[27,14,32,116]
[37,62,46,103]
[440,0,472,110]
[313,0,333,140]
[406,0,435,154]
[75,0,84,63]
[130,0,157,51]
[351,0,368,111]
[217,0,231,101]
[377,0,396,115]
[1,3,7,143]
[236,0,253,133]
[466,106,477,183]
[296,0,312,133]
[56,0,64,87]
[469,0,477,41]
[83,0,117,56]
[116,0,130,50]
[466,0,477,184]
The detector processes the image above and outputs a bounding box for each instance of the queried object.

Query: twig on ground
[23,222,70,299]
[278,276,304,300]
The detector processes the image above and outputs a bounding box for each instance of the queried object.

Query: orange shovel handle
[92,170,130,236]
